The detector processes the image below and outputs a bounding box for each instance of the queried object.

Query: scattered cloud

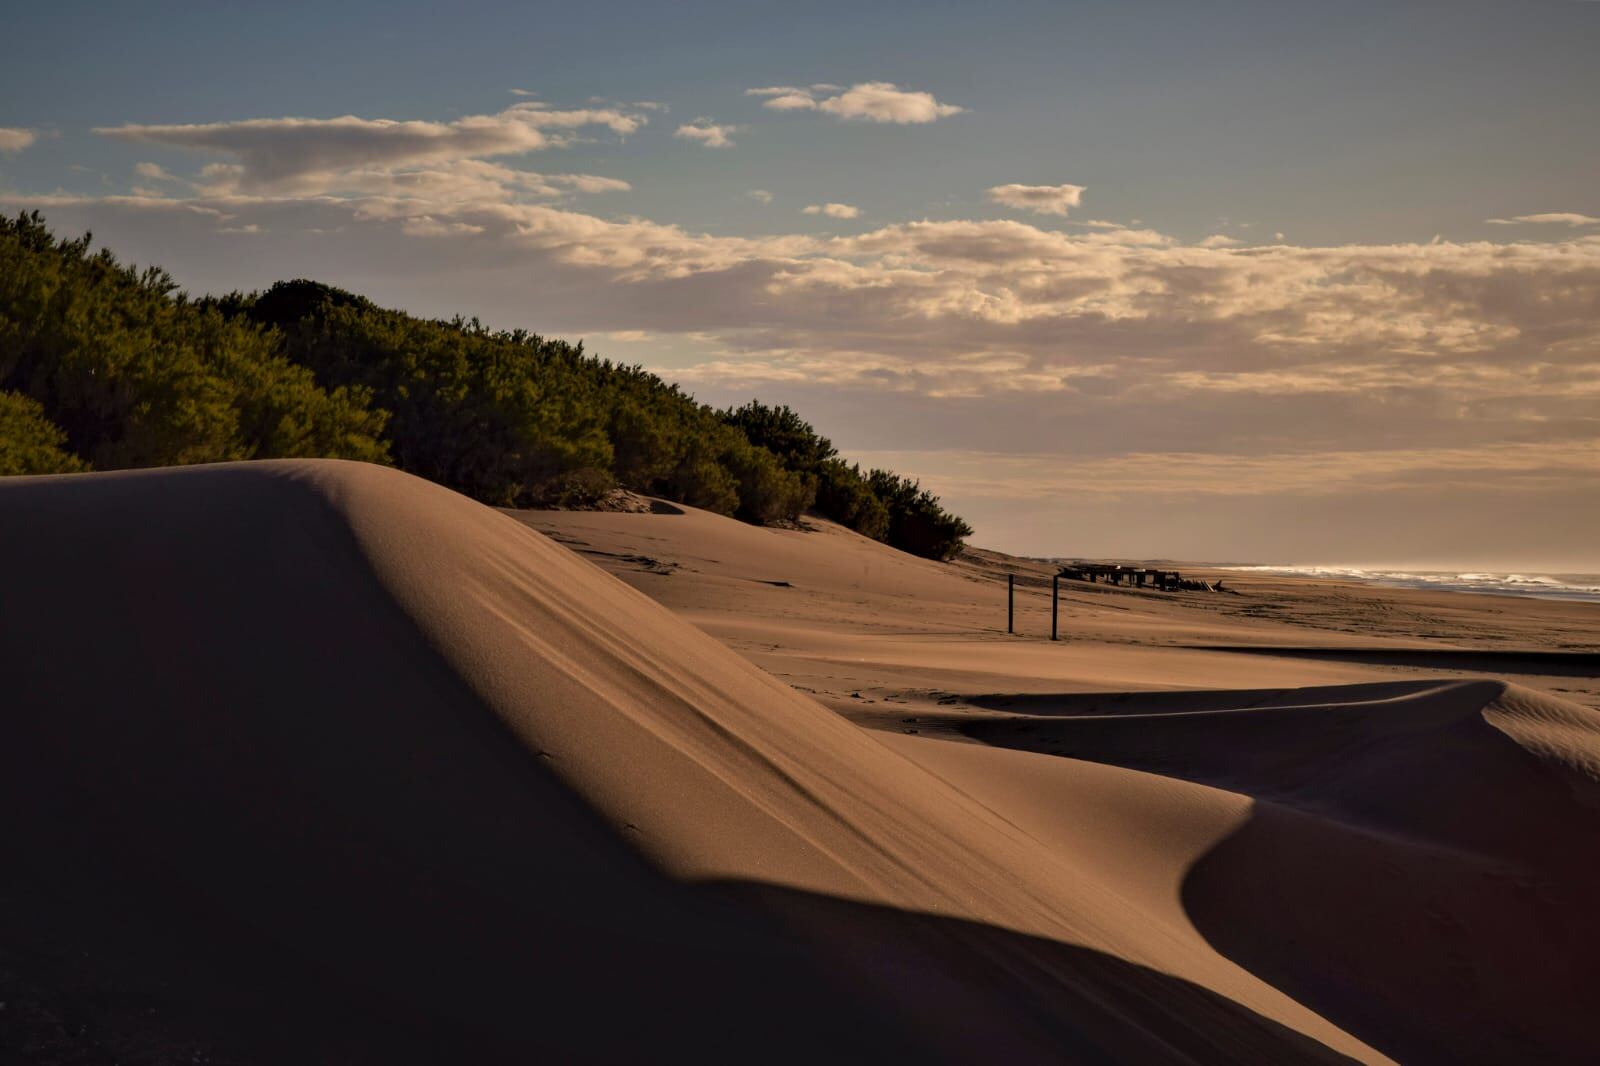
[14,108,1600,543]
[1198,234,1243,248]
[674,118,739,148]
[746,189,774,204]
[109,155,632,206]
[133,162,180,182]
[94,103,647,192]
[0,127,37,152]
[556,173,631,194]
[1486,212,1600,227]
[400,217,486,238]
[748,82,964,124]
[747,86,824,112]
[987,183,1086,217]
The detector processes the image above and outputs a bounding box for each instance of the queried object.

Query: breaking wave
[1217,566,1600,603]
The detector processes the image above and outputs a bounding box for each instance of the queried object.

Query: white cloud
[548,173,631,194]
[820,83,965,123]
[749,82,964,124]
[187,158,630,203]
[746,189,774,204]
[766,93,822,112]
[674,119,738,148]
[94,103,646,192]
[89,110,632,209]
[0,127,37,152]
[803,202,860,219]
[401,217,486,238]
[1485,213,1600,227]
[133,162,179,182]
[987,183,1086,217]
[1198,234,1243,248]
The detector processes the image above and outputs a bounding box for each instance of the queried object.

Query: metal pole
[1008,573,1014,634]
[1051,574,1059,641]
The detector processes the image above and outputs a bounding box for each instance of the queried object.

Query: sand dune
[3,461,1597,1062]
[957,680,1600,1063]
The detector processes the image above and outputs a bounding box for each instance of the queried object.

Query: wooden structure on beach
[1059,563,1184,591]
[1007,563,1219,644]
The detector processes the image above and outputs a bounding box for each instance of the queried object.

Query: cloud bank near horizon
[1485,212,1600,227]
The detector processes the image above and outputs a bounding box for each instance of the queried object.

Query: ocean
[1215,566,1600,604]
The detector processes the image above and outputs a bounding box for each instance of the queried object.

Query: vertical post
[1051,574,1060,641]
[1007,573,1015,635]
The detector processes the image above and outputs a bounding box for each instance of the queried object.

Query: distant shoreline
[1211,564,1600,604]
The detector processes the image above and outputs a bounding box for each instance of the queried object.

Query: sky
[3,0,1597,568]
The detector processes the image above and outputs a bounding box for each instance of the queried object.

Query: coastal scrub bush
[866,470,974,560]
[0,390,87,475]
[816,459,891,541]
[0,213,389,470]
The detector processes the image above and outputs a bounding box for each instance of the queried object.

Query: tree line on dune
[0,212,973,559]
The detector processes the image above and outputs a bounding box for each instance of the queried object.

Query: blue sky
[3,1,1598,565]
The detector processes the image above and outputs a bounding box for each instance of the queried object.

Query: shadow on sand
[961,680,1600,1064]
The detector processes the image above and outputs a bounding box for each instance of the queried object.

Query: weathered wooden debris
[1057,563,1212,592]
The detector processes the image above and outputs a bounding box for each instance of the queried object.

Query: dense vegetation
[0,390,88,476]
[0,213,973,559]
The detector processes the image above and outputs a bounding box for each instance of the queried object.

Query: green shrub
[534,466,617,508]
[721,435,814,524]
[0,390,87,475]
[0,213,389,470]
[866,470,974,560]
[722,401,837,473]
[816,459,890,540]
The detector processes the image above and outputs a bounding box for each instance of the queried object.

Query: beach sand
[3,461,1596,1063]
